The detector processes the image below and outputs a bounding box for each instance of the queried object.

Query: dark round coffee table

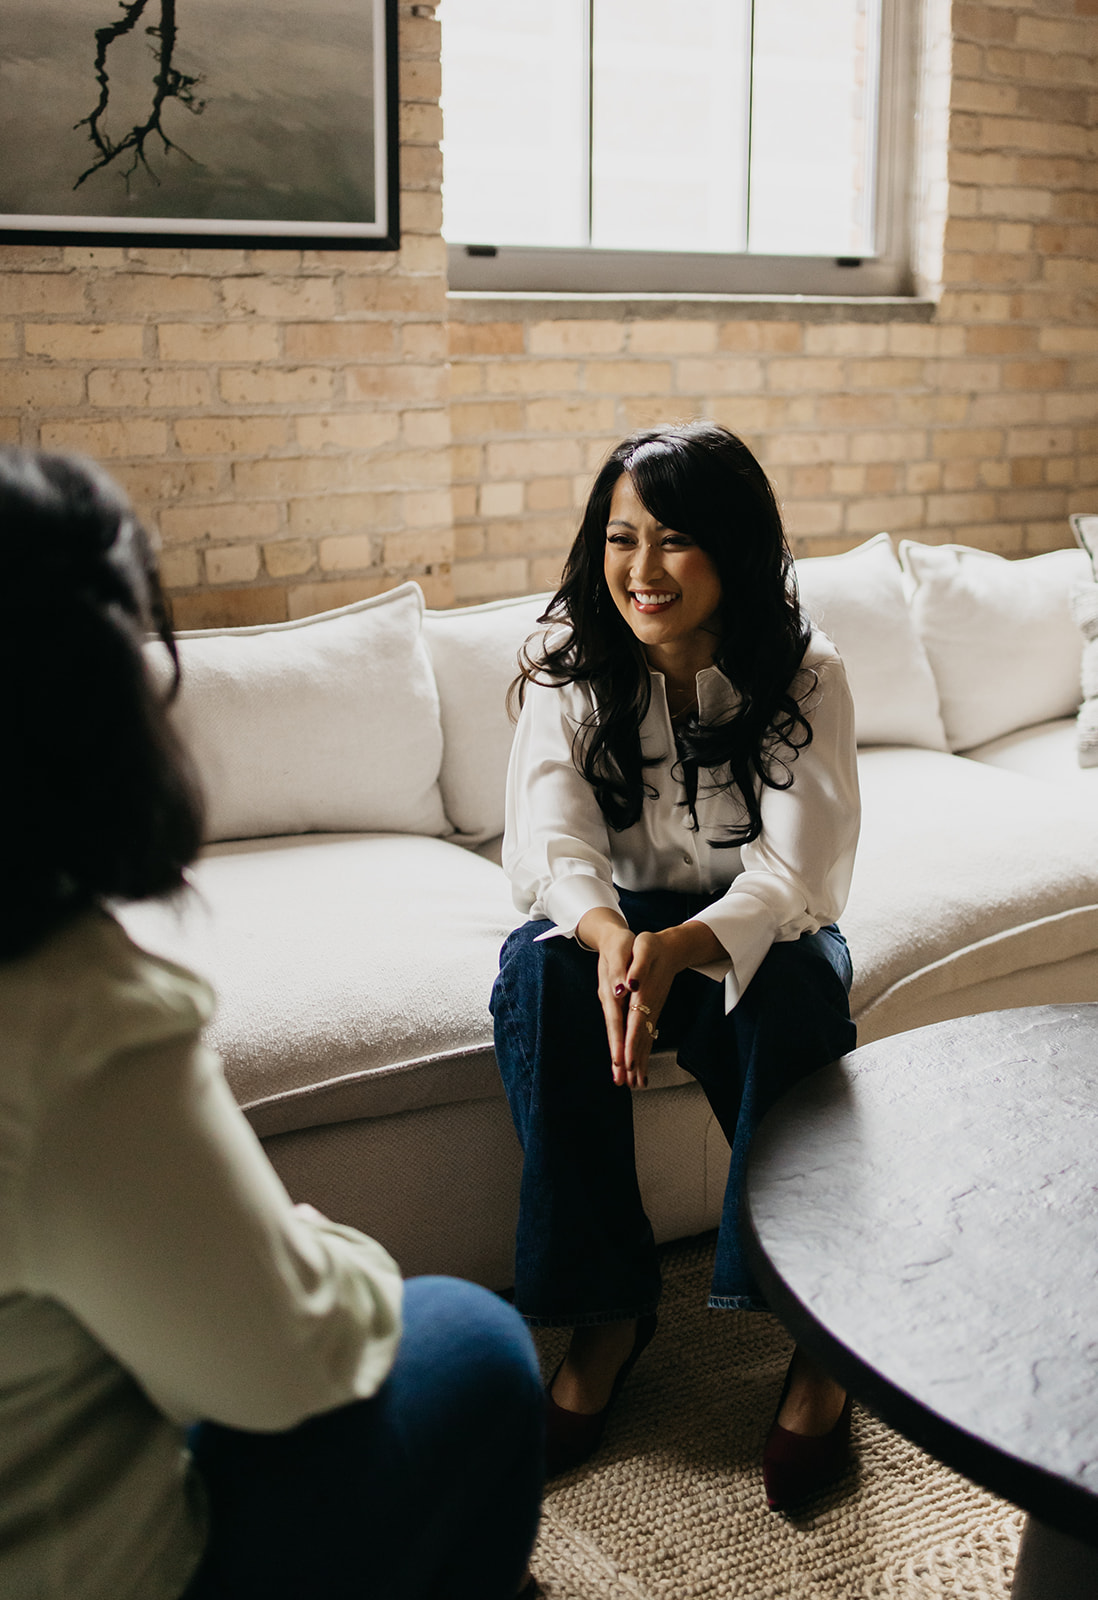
[743,1004,1098,1598]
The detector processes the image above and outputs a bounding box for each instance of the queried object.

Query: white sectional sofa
[122,531,1098,1290]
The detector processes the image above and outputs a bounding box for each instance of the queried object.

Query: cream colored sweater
[0,910,404,1600]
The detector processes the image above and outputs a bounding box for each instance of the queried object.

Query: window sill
[447,290,937,325]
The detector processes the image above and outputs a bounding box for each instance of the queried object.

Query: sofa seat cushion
[962,719,1098,793]
[118,831,701,1137]
[844,747,1098,1042]
[119,834,527,1134]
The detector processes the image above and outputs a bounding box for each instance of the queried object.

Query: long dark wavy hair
[513,423,814,847]
[0,449,204,960]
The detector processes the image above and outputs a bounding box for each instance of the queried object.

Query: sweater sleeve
[19,1028,403,1432]
[691,647,860,1012]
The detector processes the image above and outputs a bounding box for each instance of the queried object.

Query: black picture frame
[0,0,400,251]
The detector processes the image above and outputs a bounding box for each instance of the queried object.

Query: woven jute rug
[528,1235,1022,1600]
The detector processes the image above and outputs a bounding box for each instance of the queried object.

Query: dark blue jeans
[182,1277,544,1600]
[491,888,856,1323]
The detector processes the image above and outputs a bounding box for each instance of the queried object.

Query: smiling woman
[603,473,724,709]
[522,425,818,847]
[491,422,863,1510]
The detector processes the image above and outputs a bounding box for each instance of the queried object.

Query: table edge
[742,1203,1098,1548]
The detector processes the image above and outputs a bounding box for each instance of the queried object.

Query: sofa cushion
[115,830,706,1134]
[899,540,1089,752]
[119,834,521,1124]
[422,593,551,840]
[794,534,947,751]
[1070,512,1098,576]
[161,584,448,843]
[1067,517,1098,769]
[844,746,1098,1043]
[1070,580,1098,768]
[963,718,1098,793]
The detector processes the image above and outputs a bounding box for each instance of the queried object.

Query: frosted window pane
[440,0,587,247]
[591,0,750,253]
[748,0,878,256]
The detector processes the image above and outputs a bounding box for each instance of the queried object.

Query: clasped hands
[575,907,726,1090]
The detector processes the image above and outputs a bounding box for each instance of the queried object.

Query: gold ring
[629,1002,651,1015]
[646,1020,659,1039]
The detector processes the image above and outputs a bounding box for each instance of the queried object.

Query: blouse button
[682,852,692,865]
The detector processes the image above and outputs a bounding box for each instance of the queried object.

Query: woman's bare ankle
[550,1319,638,1415]
[776,1348,847,1437]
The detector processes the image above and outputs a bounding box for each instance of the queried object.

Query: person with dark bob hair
[491,423,861,1509]
[1,449,203,961]
[0,448,544,1600]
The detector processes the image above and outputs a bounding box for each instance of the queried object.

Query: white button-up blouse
[502,630,860,1012]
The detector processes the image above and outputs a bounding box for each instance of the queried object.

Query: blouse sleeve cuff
[691,892,781,1014]
[534,874,621,943]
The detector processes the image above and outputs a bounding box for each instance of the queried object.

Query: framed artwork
[0,0,399,249]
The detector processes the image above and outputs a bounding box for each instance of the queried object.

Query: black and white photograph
[0,0,398,247]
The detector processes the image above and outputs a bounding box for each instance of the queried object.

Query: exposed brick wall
[1,1,1096,621]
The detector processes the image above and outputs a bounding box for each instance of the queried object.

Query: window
[440,0,914,296]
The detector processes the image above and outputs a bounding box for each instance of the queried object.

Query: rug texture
[529,1235,1021,1600]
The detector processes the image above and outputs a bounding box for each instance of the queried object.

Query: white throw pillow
[423,593,551,839]
[1070,579,1098,768]
[158,584,448,843]
[1070,513,1098,576]
[794,533,947,750]
[1070,514,1098,768]
[899,541,1090,752]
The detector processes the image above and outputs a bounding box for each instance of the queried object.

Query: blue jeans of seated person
[182,1277,543,1600]
[490,887,856,1324]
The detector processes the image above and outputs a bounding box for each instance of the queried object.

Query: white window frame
[445,0,917,298]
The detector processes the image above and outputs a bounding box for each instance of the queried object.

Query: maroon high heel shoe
[762,1360,852,1511]
[544,1313,658,1477]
